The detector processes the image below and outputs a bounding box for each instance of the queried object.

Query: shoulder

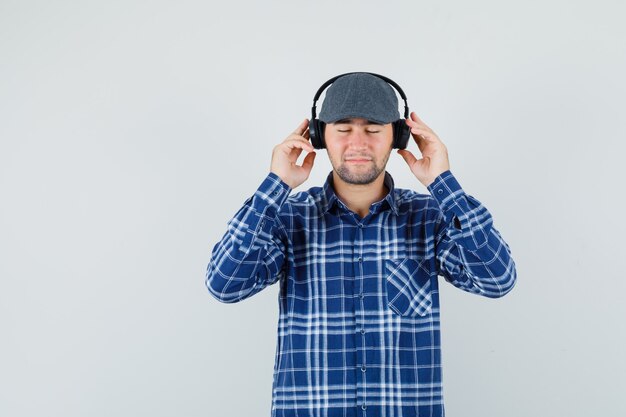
[278,184,326,217]
[394,186,441,218]
[289,184,324,205]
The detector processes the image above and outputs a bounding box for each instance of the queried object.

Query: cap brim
[322,113,395,124]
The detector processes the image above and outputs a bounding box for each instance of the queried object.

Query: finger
[410,112,435,131]
[284,144,313,158]
[301,150,316,171]
[397,149,418,166]
[286,132,312,143]
[405,113,421,127]
[409,124,427,134]
[407,118,433,135]
[408,127,427,145]
[405,117,420,127]
[293,118,310,135]
[410,111,425,124]
[411,130,428,142]
[293,137,314,152]
[409,126,435,144]
[284,137,314,152]
[291,145,304,160]
[405,119,429,136]
[302,127,310,140]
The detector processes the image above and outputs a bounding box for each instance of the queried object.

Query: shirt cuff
[427,170,463,213]
[427,170,490,251]
[251,172,291,215]
[236,172,290,253]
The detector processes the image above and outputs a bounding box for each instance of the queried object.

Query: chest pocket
[385,258,433,317]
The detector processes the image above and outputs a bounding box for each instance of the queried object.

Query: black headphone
[308,72,411,150]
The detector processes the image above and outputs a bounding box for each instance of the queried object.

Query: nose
[347,129,368,149]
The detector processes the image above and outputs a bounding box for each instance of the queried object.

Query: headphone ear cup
[310,119,326,149]
[392,120,411,149]
[318,121,326,149]
[309,119,320,149]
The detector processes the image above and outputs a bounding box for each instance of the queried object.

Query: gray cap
[318,72,400,124]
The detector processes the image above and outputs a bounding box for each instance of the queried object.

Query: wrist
[269,170,294,189]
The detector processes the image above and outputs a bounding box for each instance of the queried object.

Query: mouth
[345,156,373,164]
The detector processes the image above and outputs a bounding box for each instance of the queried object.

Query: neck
[332,171,389,219]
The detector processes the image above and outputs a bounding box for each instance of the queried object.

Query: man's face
[324,117,394,185]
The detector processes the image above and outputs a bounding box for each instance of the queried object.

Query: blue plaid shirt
[206,169,517,417]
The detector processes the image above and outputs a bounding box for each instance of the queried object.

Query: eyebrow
[333,118,384,126]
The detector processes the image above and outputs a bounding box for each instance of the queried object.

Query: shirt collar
[321,171,399,216]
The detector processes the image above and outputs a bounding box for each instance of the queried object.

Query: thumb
[397,149,417,166]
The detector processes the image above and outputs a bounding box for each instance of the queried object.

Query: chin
[336,165,383,185]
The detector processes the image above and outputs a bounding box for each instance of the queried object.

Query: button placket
[352,219,368,413]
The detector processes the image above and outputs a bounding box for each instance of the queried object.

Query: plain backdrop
[1,0,625,416]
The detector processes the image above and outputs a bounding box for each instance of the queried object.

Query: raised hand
[397,112,450,187]
[270,118,317,189]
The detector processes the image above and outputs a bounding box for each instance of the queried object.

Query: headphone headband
[308,72,412,150]
[311,72,409,120]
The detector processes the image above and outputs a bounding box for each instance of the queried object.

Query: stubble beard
[333,148,393,185]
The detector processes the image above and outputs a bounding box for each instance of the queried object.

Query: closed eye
[337,130,380,133]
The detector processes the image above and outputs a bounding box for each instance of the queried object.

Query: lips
[345,156,373,163]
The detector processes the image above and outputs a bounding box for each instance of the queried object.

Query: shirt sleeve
[205,172,291,303]
[427,170,517,298]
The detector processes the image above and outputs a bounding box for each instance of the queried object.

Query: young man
[205,72,517,417]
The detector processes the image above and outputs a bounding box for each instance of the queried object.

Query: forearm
[429,171,517,298]
[205,173,291,303]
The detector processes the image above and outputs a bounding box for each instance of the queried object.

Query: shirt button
[357,257,362,262]
[361,365,366,372]
[357,223,363,228]
[437,189,443,195]
[361,404,367,410]
[359,293,364,299]
[360,329,365,334]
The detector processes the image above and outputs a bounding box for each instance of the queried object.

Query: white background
[1,0,625,416]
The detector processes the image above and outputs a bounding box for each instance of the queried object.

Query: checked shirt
[206,169,517,417]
